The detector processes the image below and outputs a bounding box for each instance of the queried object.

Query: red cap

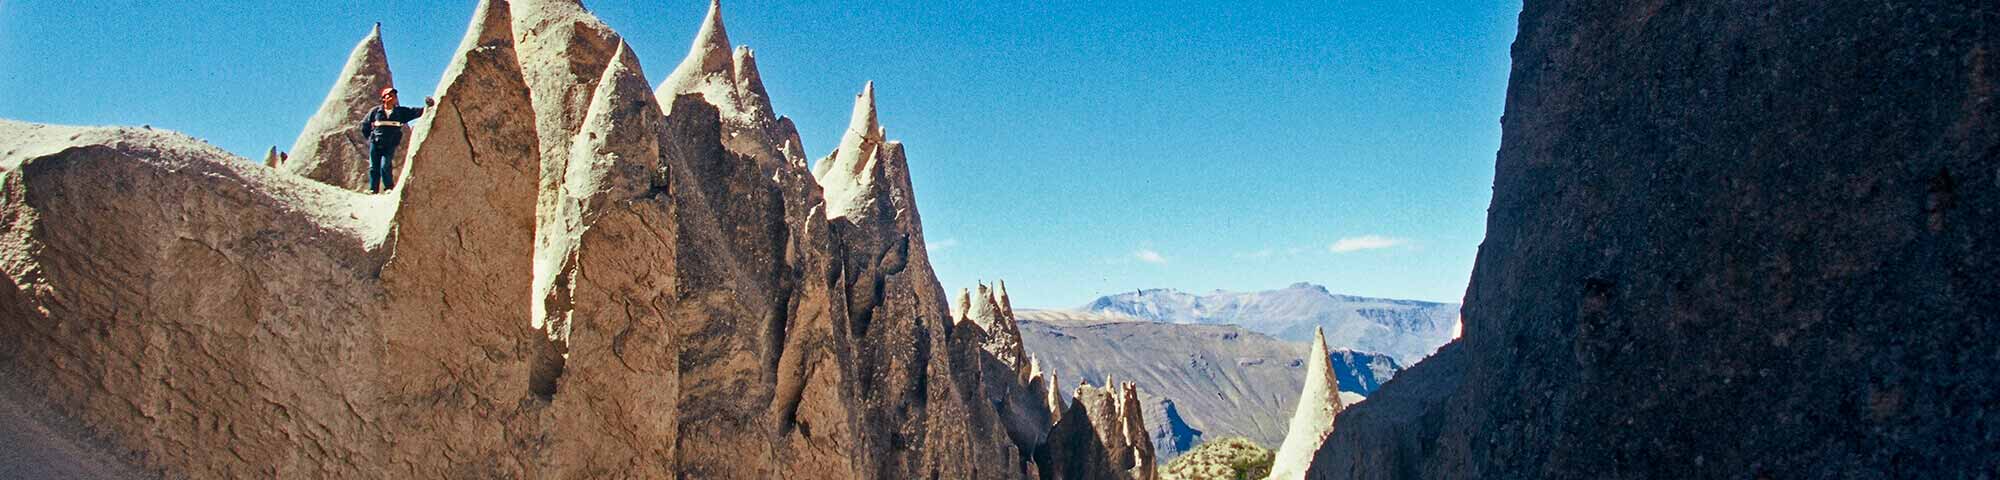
[380,87,397,97]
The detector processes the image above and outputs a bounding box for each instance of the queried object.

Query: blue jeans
[368,146,396,192]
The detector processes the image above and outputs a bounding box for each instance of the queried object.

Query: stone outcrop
[1039,380,1157,480]
[1267,328,1344,480]
[510,0,626,334]
[956,281,1030,376]
[373,1,544,473]
[0,1,1118,478]
[1303,344,1463,480]
[951,280,1061,463]
[286,23,398,190]
[815,79,1031,478]
[1309,2,1998,479]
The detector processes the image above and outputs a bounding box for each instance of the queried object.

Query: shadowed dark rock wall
[1313,1,1998,478]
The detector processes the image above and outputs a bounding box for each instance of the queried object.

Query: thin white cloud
[929,238,959,252]
[1133,248,1168,265]
[1329,235,1406,253]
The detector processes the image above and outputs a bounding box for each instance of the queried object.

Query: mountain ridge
[1029,282,1459,366]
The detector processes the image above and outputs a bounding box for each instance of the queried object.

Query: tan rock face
[0,1,1137,478]
[0,120,396,478]
[286,23,400,190]
[372,0,545,475]
[510,0,625,334]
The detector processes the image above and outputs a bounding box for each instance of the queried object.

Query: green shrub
[1161,437,1274,480]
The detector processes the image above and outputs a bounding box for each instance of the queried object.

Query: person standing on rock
[359,87,435,194]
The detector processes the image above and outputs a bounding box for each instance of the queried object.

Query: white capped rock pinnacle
[1266,326,1347,480]
[733,45,778,128]
[967,282,1000,330]
[849,81,881,143]
[659,0,743,119]
[684,0,732,76]
[816,81,889,220]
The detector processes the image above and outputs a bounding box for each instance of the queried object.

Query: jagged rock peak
[454,0,514,59]
[953,287,975,327]
[849,81,882,143]
[816,81,893,221]
[733,45,778,124]
[996,279,1015,317]
[512,0,628,334]
[676,0,732,78]
[978,279,1029,374]
[1058,379,1157,480]
[1118,382,1158,480]
[561,40,660,227]
[1267,327,1344,480]
[1044,369,1064,422]
[968,282,1000,329]
[658,0,745,120]
[286,22,396,189]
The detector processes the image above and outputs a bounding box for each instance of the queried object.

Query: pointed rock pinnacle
[850,81,880,141]
[668,0,734,83]
[1267,326,1346,480]
[287,22,395,189]
[995,279,1014,317]
[817,81,891,220]
[953,287,973,326]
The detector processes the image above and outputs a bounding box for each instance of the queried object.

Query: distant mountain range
[1076,282,1460,366]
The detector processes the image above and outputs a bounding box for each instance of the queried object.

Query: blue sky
[0,1,1520,309]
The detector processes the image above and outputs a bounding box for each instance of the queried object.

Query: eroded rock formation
[0,1,1116,478]
[951,280,1064,465]
[1266,328,1344,480]
[1040,380,1158,480]
[1308,2,1998,479]
[286,23,398,190]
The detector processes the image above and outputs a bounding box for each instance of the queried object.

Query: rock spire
[657,0,743,120]
[668,0,732,83]
[1040,380,1158,480]
[286,22,396,189]
[817,81,889,220]
[510,0,626,334]
[1267,327,1344,480]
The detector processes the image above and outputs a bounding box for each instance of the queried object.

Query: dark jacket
[360,105,426,151]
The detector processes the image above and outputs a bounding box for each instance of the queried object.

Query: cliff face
[1312,1,1999,478]
[0,1,1069,478]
